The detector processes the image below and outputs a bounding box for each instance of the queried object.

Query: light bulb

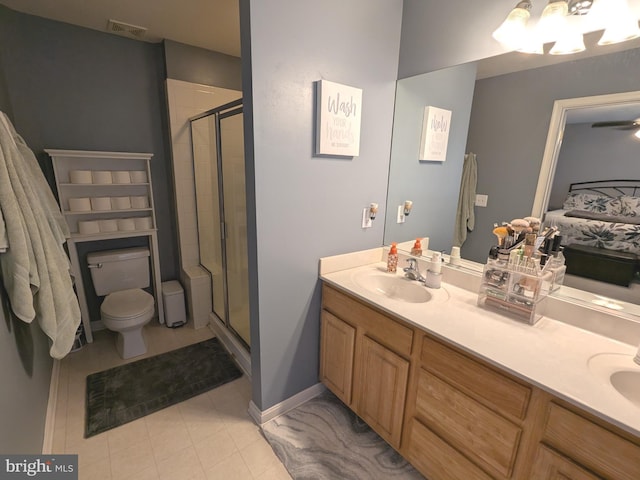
[538,0,570,43]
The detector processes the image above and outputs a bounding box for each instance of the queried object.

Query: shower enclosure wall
[190,99,250,349]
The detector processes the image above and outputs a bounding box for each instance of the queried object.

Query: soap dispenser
[411,238,422,257]
[387,243,398,273]
[425,252,442,288]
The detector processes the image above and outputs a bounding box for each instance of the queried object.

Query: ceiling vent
[106,19,148,39]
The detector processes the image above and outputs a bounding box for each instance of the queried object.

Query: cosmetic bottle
[410,238,422,257]
[425,252,442,288]
[387,243,398,273]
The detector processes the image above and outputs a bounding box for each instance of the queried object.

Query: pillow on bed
[619,195,640,217]
[562,192,621,214]
[565,209,640,225]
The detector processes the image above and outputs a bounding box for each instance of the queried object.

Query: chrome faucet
[404,258,424,282]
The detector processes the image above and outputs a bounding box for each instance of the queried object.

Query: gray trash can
[162,280,187,328]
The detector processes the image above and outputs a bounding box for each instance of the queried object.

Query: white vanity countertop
[319,252,640,438]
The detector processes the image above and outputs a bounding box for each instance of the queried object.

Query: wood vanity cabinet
[530,402,640,480]
[320,284,411,449]
[319,282,640,480]
[403,334,535,480]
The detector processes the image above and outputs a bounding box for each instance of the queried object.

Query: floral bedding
[544,209,640,256]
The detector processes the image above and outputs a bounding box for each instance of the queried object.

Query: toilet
[87,247,155,359]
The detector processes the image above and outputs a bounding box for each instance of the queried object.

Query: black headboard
[569,180,640,198]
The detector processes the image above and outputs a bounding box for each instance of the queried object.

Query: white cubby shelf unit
[47,149,165,342]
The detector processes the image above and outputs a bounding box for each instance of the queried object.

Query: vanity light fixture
[369,202,379,220]
[362,203,378,229]
[493,0,640,55]
[594,0,640,45]
[492,0,533,51]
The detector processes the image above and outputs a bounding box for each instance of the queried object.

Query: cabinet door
[356,335,409,449]
[320,310,356,405]
[531,446,603,480]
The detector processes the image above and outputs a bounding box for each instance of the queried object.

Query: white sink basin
[610,371,640,408]
[351,270,432,303]
[588,353,640,408]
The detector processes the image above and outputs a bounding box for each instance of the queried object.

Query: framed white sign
[419,106,452,161]
[315,80,362,156]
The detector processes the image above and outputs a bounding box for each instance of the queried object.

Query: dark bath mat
[85,337,242,437]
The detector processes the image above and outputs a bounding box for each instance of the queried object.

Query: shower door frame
[190,98,250,351]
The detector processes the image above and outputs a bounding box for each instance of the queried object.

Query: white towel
[453,152,477,247]
[0,111,80,359]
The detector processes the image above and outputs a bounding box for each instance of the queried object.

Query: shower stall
[190,99,250,350]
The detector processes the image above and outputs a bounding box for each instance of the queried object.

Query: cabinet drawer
[322,284,413,357]
[531,445,602,480]
[421,335,530,420]
[542,403,640,480]
[415,368,522,478]
[405,418,493,480]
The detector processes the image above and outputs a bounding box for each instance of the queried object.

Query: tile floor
[52,321,291,480]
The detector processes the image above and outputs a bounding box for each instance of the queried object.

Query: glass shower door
[220,111,250,346]
[191,100,250,349]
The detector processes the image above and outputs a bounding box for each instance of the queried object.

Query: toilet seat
[101,288,154,321]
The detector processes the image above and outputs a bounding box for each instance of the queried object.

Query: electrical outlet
[362,208,372,228]
[397,205,405,223]
[475,194,488,207]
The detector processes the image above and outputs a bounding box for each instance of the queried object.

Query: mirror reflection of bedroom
[543,106,640,304]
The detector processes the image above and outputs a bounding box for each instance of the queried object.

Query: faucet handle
[405,258,417,269]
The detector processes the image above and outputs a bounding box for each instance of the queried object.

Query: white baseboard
[42,359,61,454]
[248,382,326,426]
[207,314,251,377]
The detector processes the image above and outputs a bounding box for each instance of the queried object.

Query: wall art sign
[315,80,362,156]
[419,106,452,161]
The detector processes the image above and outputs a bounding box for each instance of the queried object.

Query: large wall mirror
[384,39,640,316]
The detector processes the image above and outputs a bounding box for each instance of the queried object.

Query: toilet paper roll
[112,171,131,184]
[134,217,153,230]
[68,197,91,212]
[129,170,147,183]
[78,220,100,235]
[69,170,92,184]
[99,219,118,233]
[130,195,149,209]
[111,196,132,210]
[92,171,113,184]
[117,218,136,231]
[90,197,112,211]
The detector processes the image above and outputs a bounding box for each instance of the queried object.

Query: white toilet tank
[87,247,151,296]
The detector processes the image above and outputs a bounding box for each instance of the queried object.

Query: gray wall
[398,0,508,78]
[384,63,477,251]
[464,47,640,263]
[0,295,53,453]
[549,123,640,209]
[164,40,242,91]
[0,6,178,282]
[241,0,403,410]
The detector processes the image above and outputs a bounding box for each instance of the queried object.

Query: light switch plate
[475,194,488,207]
[362,208,372,228]
[397,205,405,223]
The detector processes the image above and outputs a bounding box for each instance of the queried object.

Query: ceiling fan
[591,118,640,130]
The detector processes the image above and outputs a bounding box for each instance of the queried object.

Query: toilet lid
[101,289,154,319]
